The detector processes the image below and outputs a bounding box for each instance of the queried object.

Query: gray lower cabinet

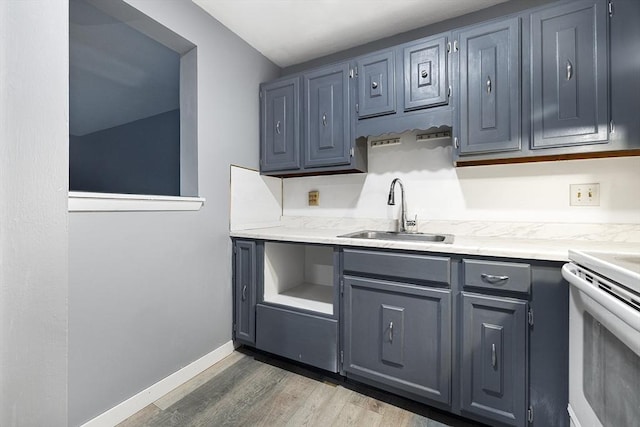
[343,276,451,405]
[461,292,528,427]
[256,304,338,372]
[530,0,608,149]
[304,62,352,168]
[260,77,301,173]
[233,240,257,345]
[455,17,521,156]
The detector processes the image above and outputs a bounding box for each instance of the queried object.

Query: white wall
[68,1,279,425]
[283,133,640,224]
[0,1,69,426]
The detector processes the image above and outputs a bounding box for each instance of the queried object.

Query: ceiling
[192,0,511,68]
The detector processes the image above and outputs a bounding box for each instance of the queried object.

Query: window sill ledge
[69,191,205,212]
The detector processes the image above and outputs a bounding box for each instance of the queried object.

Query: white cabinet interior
[263,242,334,315]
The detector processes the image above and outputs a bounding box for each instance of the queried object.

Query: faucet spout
[387,178,408,232]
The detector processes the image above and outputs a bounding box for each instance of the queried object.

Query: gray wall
[70,109,181,196]
[0,1,69,426]
[68,0,279,425]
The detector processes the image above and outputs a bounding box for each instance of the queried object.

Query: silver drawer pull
[322,113,327,127]
[492,343,497,368]
[242,285,247,301]
[421,70,428,79]
[486,76,492,94]
[371,81,379,89]
[275,120,281,135]
[566,60,573,81]
[389,321,393,343]
[481,273,509,284]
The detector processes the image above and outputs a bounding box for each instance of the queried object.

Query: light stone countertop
[230,217,640,262]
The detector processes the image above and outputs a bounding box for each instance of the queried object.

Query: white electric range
[562,250,640,427]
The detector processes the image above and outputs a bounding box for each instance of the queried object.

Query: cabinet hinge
[454,137,459,149]
[447,42,451,53]
[453,40,459,52]
[528,309,534,326]
[340,350,344,364]
[610,120,615,134]
[233,323,237,333]
[608,1,614,17]
[528,406,534,423]
[349,147,354,158]
[340,279,344,295]
[448,86,452,98]
[355,103,359,113]
[349,67,358,79]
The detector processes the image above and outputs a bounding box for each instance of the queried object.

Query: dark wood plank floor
[118,348,484,427]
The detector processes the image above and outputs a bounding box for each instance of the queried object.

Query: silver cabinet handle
[371,81,378,89]
[389,321,394,342]
[242,285,247,301]
[486,76,492,94]
[566,60,573,81]
[275,120,281,135]
[421,70,428,79]
[492,344,497,368]
[322,113,327,127]
[481,273,509,284]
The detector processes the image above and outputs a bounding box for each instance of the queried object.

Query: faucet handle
[405,214,418,232]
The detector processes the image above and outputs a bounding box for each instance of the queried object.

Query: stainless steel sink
[338,230,454,244]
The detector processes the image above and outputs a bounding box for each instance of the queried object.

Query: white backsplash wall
[283,133,640,224]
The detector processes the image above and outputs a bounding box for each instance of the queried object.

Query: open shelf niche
[263,242,335,315]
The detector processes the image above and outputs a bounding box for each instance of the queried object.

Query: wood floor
[118,348,484,427]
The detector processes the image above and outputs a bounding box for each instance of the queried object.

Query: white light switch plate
[570,183,600,206]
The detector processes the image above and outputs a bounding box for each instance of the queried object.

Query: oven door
[563,264,640,427]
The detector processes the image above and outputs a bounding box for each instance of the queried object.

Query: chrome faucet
[387,178,413,232]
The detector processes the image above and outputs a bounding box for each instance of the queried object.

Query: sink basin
[338,230,454,244]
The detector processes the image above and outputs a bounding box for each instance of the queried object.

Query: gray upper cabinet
[343,276,451,404]
[461,292,527,427]
[531,0,608,149]
[404,36,449,111]
[606,0,639,150]
[260,77,301,173]
[357,50,396,118]
[233,240,257,345]
[456,17,521,155]
[304,62,352,168]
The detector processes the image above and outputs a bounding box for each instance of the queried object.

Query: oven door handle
[562,263,640,334]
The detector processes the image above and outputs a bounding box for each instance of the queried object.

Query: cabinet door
[234,240,256,345]
[457,18,521,155]
[461,292,527,427]
[531,0,608,148]
[343,276,451,404]
[609,0,640,149]
[357,50,395,118]
[404,36,448,110]
[260,77,300,172]
[304,63,351,168]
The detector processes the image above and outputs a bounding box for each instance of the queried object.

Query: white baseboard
[81,340,235,427]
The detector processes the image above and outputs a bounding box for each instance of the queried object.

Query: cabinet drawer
[343,249,450,285]
[256,304,338,372]
[463,259,530,294]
